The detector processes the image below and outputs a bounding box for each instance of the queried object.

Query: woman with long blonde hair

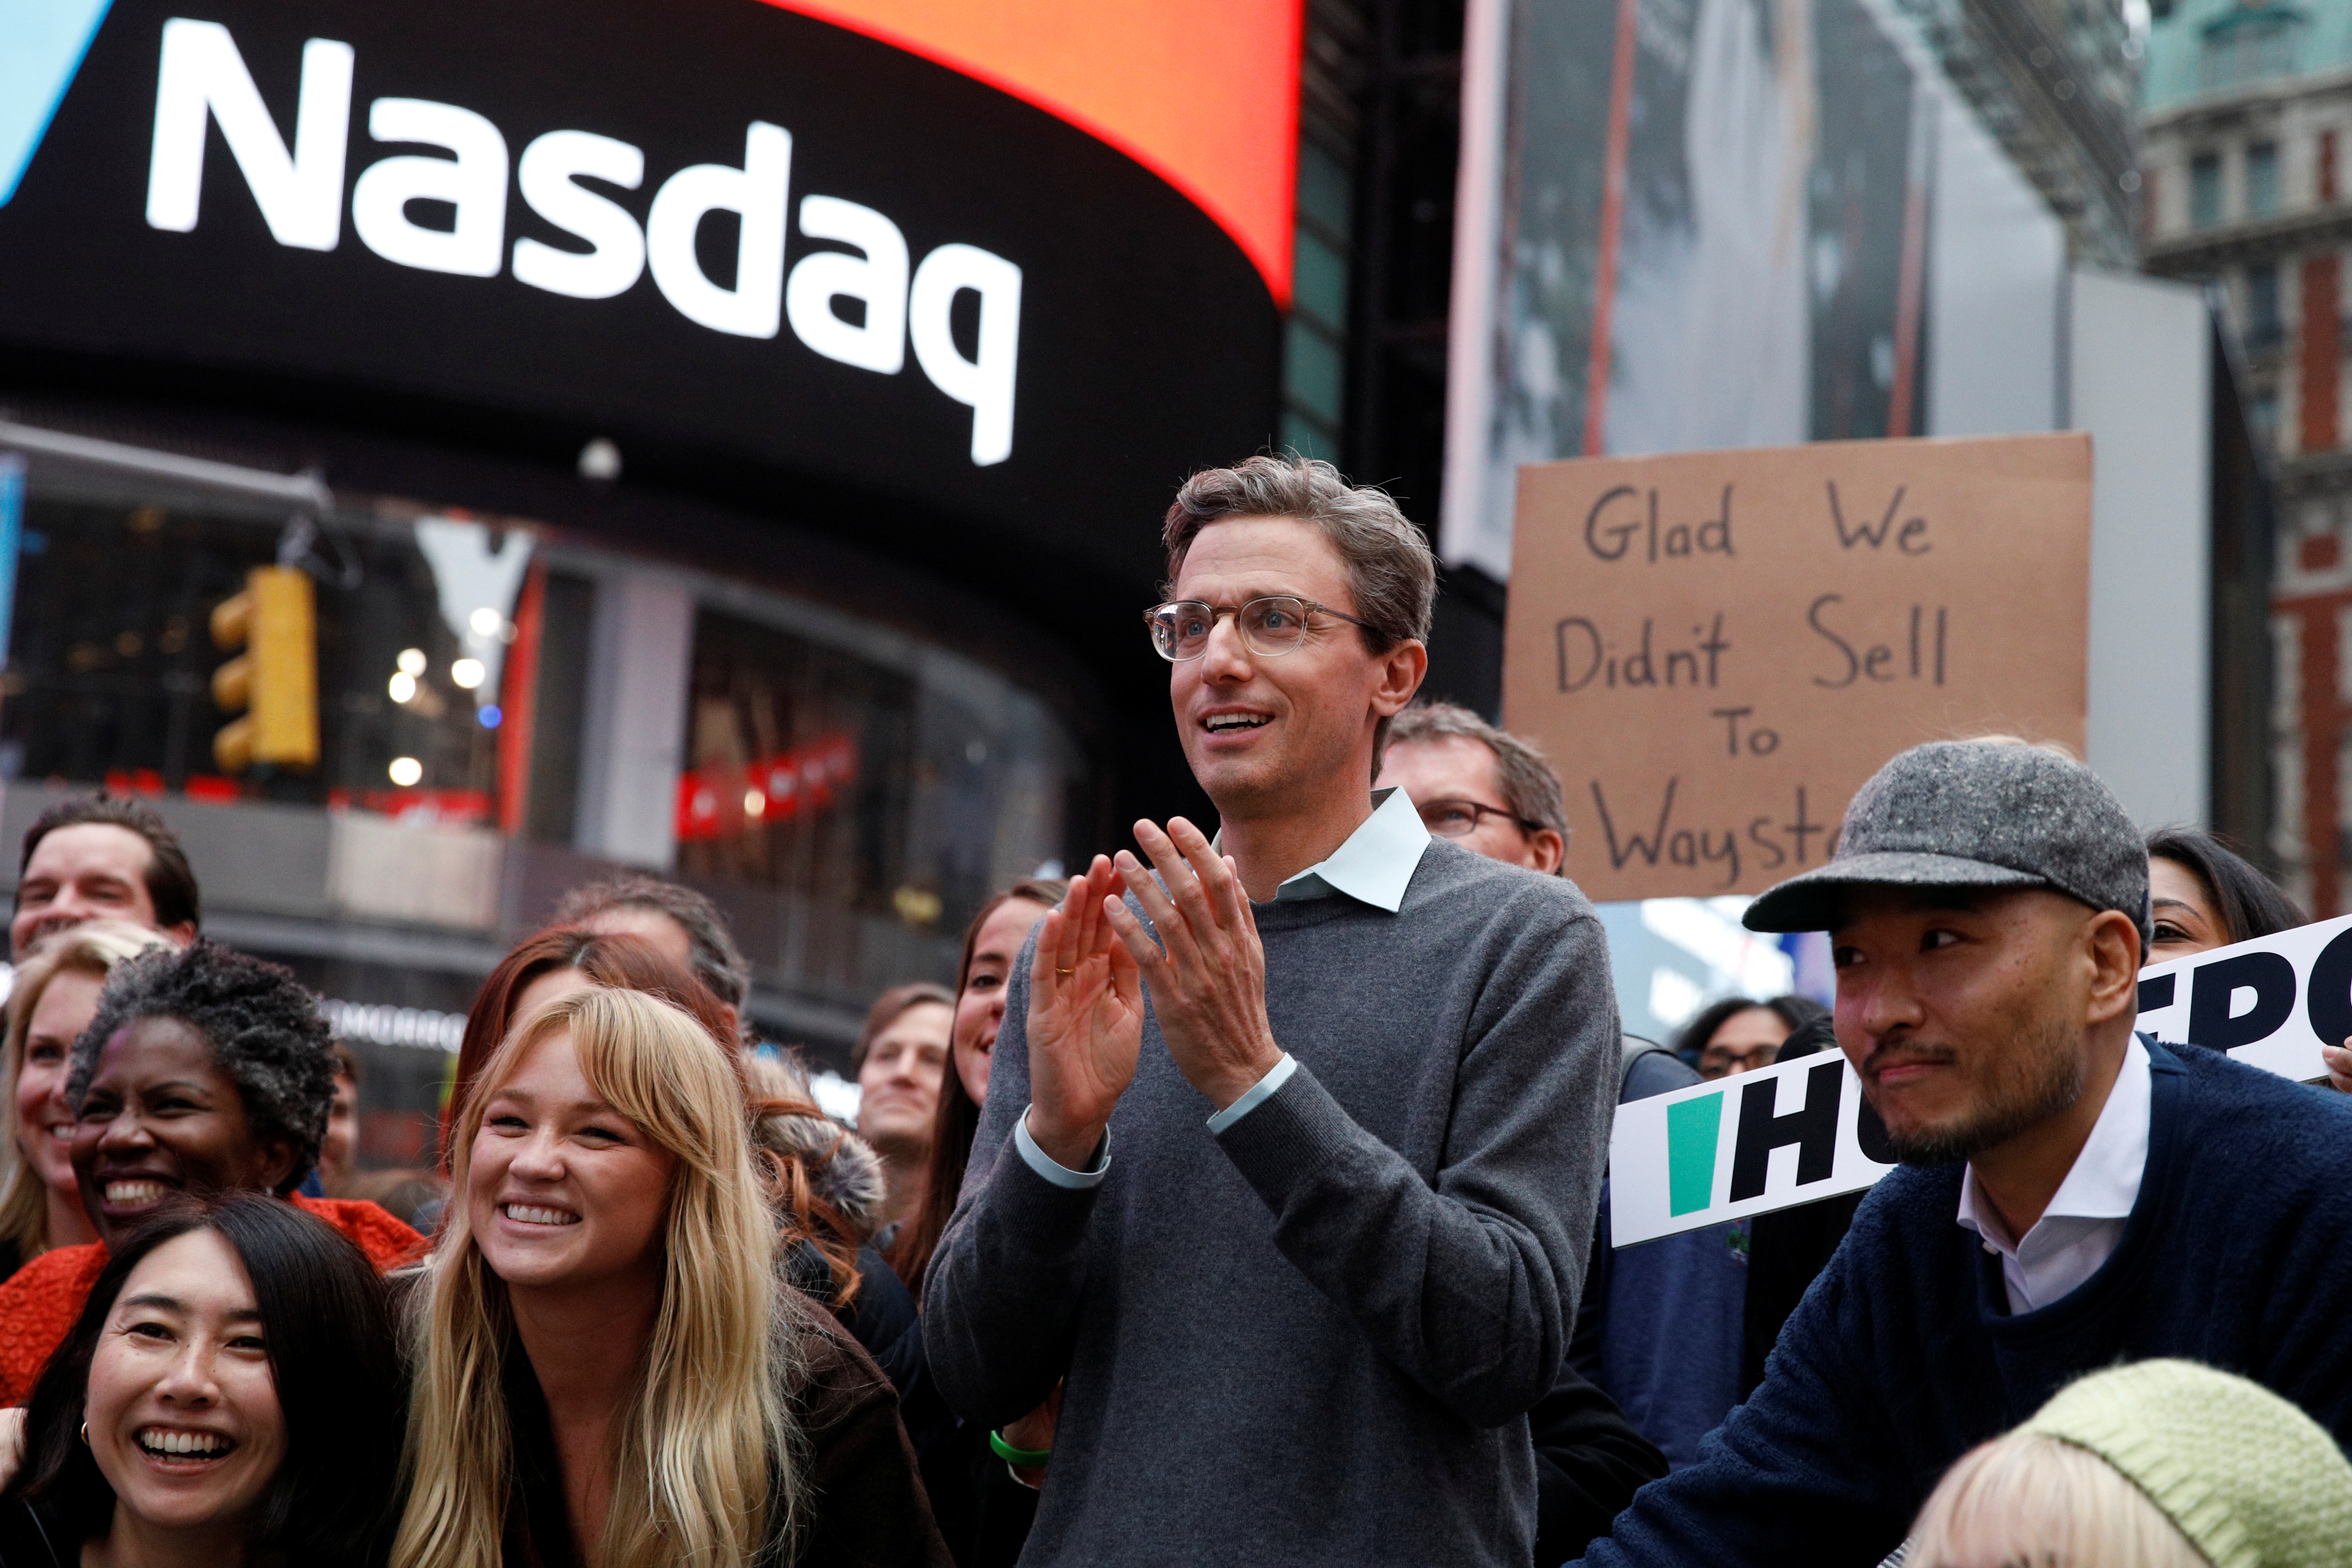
[393,986,946,1568]
[0,920,174,1278]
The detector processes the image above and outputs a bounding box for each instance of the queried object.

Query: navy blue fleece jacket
[1574,1040,2352,1567]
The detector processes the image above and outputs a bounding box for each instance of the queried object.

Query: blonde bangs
[395,987,802,1568]
[1908,1433,2211,1568]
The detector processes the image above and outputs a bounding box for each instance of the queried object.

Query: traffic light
[210,566,319,773]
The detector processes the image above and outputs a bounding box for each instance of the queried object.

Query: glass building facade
[0,430,1090,1165]
[0,0,1298,1169]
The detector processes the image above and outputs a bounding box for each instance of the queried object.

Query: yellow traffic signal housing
[210,566,319,773]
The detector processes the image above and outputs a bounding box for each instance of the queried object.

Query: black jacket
[0,1501,66,1568]
[500,1296,951,1567]
[1532,1362,1669,1564]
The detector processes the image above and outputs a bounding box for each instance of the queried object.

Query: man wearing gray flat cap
[1571,738,2352,1568]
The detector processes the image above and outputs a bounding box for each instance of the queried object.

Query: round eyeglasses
[1417,798,1545,839]
[1143,596,1378,662]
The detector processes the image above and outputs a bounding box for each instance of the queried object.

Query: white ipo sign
[1610,913,2352,1246]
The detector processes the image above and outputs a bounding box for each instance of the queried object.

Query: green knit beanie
[2020,1360,2352,1568]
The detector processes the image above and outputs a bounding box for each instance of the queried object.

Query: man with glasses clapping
[923,454,1622,1568]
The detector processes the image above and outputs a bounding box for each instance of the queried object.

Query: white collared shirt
[1262,786,1431,912]
[1955,1036,2152,1314]
[1018,788,1433,1185]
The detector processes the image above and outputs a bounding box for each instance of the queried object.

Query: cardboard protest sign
[1503,435,2091,902]
[1611,915,2352,1246]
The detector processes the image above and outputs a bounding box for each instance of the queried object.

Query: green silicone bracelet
[988,1429,1052,1467]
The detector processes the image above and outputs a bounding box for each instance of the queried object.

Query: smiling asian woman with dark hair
[0,1194,405,1567]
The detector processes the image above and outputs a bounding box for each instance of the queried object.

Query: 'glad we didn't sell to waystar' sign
[1503,433,2092,904]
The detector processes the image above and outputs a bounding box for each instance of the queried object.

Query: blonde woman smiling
[0,921,173,1278]
[393,986,947,1568]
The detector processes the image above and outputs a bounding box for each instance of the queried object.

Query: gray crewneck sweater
[923,838,1620,1567]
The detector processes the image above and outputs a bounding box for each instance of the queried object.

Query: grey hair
[1164,455,1437,648]
[554,874,752,1009]
[68,941,333,1193]
[1382,701,1570,870]
[1163,455,1437,764]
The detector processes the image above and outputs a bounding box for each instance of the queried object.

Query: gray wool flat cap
[1743,740,2151,940]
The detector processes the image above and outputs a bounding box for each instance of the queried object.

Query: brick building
[2143,0,2348,911]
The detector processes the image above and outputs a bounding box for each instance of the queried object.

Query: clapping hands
[1101,818,1283,1111]
[1025,855,1146,1170]
[1023,819,1287,1169]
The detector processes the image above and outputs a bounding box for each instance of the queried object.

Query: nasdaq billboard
[0,0,1294,575]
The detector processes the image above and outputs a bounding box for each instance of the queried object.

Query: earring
[77,1422,87,1445]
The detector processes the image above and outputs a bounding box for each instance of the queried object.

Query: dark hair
[1773,1014,1840,1062]
[1673,994,1830,1068]
[8,1195,403,1564]
[850,982,955,1071]
[552,874,751,1008]
[449,926,740,1163]
[2146,826,2305,947]
[886,878,1066,1296]
[69,942,332,1193]
[17,795,201,931]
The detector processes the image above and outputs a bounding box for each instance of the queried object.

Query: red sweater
[0,1195,421,1405]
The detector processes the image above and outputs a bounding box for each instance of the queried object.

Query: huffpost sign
[1611,913,2352,1245]
[1612,1054,1895,1246]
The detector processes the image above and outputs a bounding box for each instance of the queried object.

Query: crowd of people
[0,454,2344,1566]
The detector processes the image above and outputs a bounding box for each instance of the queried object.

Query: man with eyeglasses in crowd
[1375,699,1568,873]
[924,455,1624,1568]
[1375,703,1749,1477]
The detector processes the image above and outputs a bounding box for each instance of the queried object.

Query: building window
[2248,142,2281,217]
[2191,153,2224,227]
[2252,389,2281,439]
[0,495,522,819]
[2324,128,2340,202]
[2200,6,2306,91]
[2248,264,2284,347]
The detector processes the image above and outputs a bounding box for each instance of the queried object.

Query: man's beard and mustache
[1866,1005,2086,1167]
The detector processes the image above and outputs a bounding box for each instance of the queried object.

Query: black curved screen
[0,0,1283,583]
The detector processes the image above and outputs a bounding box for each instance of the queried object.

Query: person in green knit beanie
[1906,1359,2352,1568]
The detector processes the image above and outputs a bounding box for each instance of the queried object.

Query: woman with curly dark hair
[0,942,419,1405]
[0,1194,405,1566]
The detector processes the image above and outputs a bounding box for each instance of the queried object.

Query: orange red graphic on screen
[759,0,1302,305]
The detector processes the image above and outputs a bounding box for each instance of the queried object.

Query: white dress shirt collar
[1264,786,1430,912]
[1955,1035,2152,1315]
